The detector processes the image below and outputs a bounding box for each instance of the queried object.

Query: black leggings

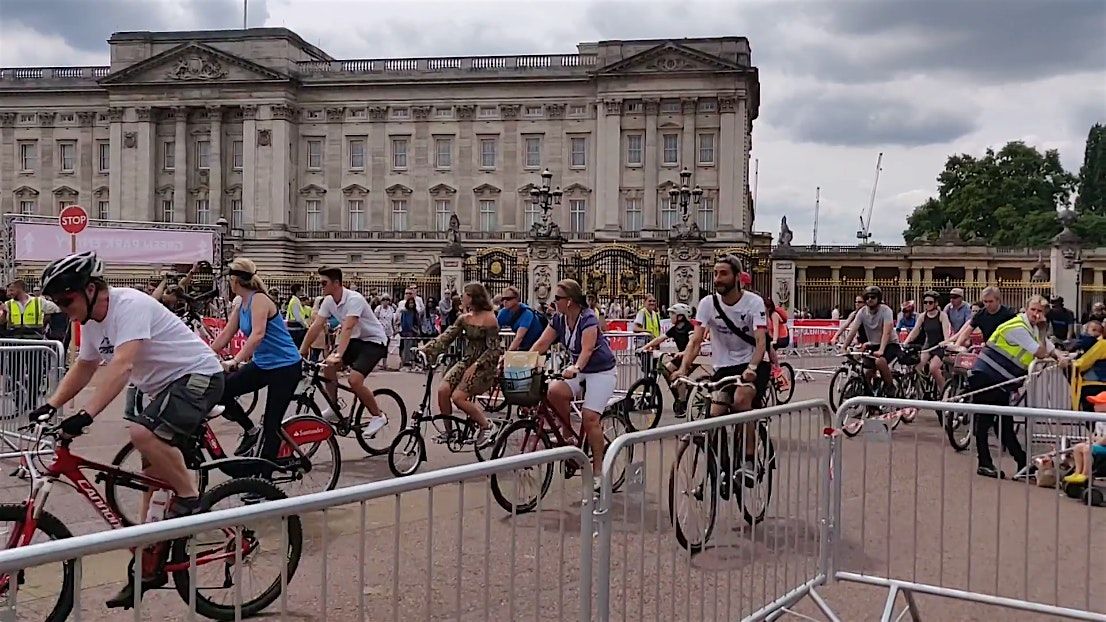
[220,361,302,462]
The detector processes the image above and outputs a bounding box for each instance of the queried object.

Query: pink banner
[13,222,214,265]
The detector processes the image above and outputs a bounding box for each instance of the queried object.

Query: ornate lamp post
[668,167,704,239]
[529,168,563,239]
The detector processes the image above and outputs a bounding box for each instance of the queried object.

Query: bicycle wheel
[275,416,341,495]
[171,478,302,620]
[942,379,973,451]
[105,441,209,527]
[388,429,425,477]
[828,367,849,412]
[354,388,408,456]
[839,377,868,437]
[738,422,776,525]
[623,377,664,432]
[490,419,553,514]
[477,382,509,413]
[668,438,718,554]
[897,374,920,424]
[598,412,633,491]
[0,504,75,622]
[775,362,797,405]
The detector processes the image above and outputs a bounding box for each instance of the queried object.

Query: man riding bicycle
[674,255,770,482]
[840,285,900,395]
[28,251,225,607]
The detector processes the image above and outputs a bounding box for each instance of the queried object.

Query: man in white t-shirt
[29,251,225,606]
[674,255,769,490]
[299,266,389,435]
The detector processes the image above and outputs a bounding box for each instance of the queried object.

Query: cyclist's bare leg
[928,355,946,391]
[581,407,604,470]
[450,389,490,429]
[348,370,380,418]
[547,380,576,437]
[131,426,199,499]
[322,364,340,405]
[436,382,454,417]
[874,356,894,389]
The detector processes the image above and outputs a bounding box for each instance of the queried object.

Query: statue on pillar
[778,216,794,248]
[442,212,466,257]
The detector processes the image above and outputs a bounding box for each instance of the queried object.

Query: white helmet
[669,303,693,318]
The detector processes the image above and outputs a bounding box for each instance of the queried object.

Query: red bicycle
[0,417,302,621]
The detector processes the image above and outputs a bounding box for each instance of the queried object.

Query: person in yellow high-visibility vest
[285,283,307,347]
[633,295,662,339]
[0,279,46,339]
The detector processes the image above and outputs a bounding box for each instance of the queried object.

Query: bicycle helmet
[40,251,104,324]
[863,285,882,299]
[902,300,915,313]
[669,303,693,318]
[740,271,753,287]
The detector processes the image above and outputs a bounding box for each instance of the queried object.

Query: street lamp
[667,168,704,239]
[529,168,563,238]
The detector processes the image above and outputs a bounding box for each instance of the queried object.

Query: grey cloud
[771,92,979,147]
[1,0,269,55]
[1068,99,1106,136]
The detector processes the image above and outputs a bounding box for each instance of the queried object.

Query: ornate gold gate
[463,248,528,295]
[560,244,669,308]
[700,247,771,299]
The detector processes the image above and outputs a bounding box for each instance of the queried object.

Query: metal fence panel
[0,339,64,458]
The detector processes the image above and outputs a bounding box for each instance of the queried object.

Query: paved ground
[1,355,1103,621]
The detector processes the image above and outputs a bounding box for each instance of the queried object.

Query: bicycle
[835,349,903,437]
[387,352,508,477]
[667,373,777,553]
[107,403,341,525]
[290,360,407,457]
[489,368,633,514]
[2,414,302,621]
[623,350,667,431]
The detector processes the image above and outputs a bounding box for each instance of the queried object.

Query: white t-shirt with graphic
[695,292,768,368]
[318,287,387,344]
[78,287,223,395]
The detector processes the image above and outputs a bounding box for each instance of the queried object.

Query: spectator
[830,304,841,321]
[633,294,662,338]
[445,292,461,328]
[586,294,609,333]
[399,298,421,369]
[426,296,442,335]
[404,286,425,316]
[1046,296,1077,341]
[1061,392,1106,486]
[1073,321,1106,409]
[374,294,398,370]
[896,301,917,332]
[285,283,307,347]
[1084,301,1106,325]
[607,299,624,321]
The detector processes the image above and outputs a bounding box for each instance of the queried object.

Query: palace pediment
[100,42,292,86]
[597,42,745,76]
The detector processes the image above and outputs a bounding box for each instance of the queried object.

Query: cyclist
[905,290,953,392]
[419,282,502,447]
[530,278,617,470]
[840,285,899,394]
[498,285,545,351]
[641,302,696,416]
[673,255,770,483]
[943,287,972,334]
[832,295,867,344]
[28,251,224,606]
[298,266,388,436]
[954,286,1016,346]
[896,300,918,333]
[208,258,303,460]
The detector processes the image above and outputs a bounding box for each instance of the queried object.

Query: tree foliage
[1075,123,1105,217]
[903,141,1077,246]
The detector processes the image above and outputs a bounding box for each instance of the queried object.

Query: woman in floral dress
[418,282,502,446]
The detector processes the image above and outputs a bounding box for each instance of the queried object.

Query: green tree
[1075,123,1105,217]
[903,141,1077,246]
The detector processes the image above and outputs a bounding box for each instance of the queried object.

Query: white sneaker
[364,415,388,436]
[320,407,340,424]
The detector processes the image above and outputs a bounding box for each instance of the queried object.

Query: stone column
[268,104,296,229]
[208,106,223,220]
[173,107,188,223]
[439,248,467,302]
[0,112,14,215]
[864,267,875,282]
[594,99,621,231]
[923,267,933,282]
[771,256,797,312]
[1050,223,1082,311]
[830,267,840,281]
[77,111,95,209]
[717,96,740,233]
[108,107,124,219]
[241,105,258,227]
[668,239,703,307]
[680,97,697,171]
[528,238,563,306]
[643,99,659,229]
[133,107,156,221]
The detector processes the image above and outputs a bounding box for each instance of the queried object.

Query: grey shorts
[125,373,225,447]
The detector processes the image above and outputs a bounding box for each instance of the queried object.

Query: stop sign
[59,204,88,235]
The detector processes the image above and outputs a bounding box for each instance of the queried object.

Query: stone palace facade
[0,28,760,274]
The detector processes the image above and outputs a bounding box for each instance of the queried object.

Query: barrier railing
[0,339,65,458]
[0,446,595,621]
[831,396,1105,621]
[595,399,838,621]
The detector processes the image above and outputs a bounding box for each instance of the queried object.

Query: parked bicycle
[4,414,301,621]
[290,360,407,456]
[668,374,777,553]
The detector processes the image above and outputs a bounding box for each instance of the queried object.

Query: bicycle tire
[738,423,776,525]
[275,415,341,495]
[668,438,718,554]
[897,374,920,424]
[775,362,797,405]
[388,429,426,477]
[839,377,868,437]
[942,379,973,451]
[623,377,664,432]
[490,418,553,514]
[828,367,849,412]
[171,478,302,620]
[354,388,409,456]
[0,504,75,622]
[598,412,633,491]
[105,442,209,527]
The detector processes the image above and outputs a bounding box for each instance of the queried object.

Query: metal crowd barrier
[604,331,651,393]
[0,446,595,621]
[831,396,1105,621]
[595,399,838,621]
[0,339,65,458]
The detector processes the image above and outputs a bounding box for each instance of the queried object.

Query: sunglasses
[501,295,517,301]
[51,292,80,308]
[924,300,936,305]
[864,295,879,300]
[553,294,569,301]
[854,300,864,304]
[950,294,962,298]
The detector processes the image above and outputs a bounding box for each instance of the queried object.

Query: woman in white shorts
[531,279,617,470]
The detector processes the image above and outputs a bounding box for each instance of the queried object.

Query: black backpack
[511,303,548,334]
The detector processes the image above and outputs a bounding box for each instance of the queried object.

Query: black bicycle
[387,352,508,477]
[835,349,903,437]
[291,360,407,456]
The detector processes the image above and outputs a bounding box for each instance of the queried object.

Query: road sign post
[59,204,88,253]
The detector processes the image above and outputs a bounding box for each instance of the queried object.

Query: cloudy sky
[2,0,1103,244]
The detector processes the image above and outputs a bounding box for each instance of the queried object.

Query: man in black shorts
[299,266,390,435]
[842,285,900,394]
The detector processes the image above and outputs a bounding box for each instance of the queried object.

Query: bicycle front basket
[501,367,545,407]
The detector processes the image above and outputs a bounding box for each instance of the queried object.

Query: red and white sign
[12,222,214,265]
[59,205,88,235]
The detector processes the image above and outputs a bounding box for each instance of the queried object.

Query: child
[1062,391,1106,485]
[641,303,696,416]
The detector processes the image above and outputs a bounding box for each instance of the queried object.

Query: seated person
[1073,320,1106,409]
[1062,391,1106,485]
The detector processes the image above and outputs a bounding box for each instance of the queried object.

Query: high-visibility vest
[286,295,304,325]
[5,297,44,328]
[978,314,1036,380]
[638,308,661,338]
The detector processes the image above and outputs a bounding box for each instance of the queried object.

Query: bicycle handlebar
[673,373,753,393]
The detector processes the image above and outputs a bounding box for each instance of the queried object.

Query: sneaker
[105,573,167,609]
[320,407,341,424]
[735,459,757,488]
[234,427,262,456]
[475,422,498,449]
[1062,472,1088,485]
[977,465,1006,479]
[363,414,388,437]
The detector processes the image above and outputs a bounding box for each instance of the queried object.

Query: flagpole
[243,0,248,28]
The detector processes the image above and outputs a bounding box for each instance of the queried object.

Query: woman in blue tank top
[210,258,304,464]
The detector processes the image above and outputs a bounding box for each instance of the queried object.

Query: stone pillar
[173,107,188,223]
[717,98,739,232]
[439,250,466,302]
[528,238,563,306]
[208,106,222,220]
[241,105,258,227]
[268,104,296,229]
[830,267,840,281]
[1050,248,1080,311]
[643,99,659,229]
[923,267,932,282]
[771,257,797,312]
[667,239,703,307]
[864,267,875,282]
[681,97,697,172]
[133,107,156,221]
[594,99,621,231]
[108,107,124,219]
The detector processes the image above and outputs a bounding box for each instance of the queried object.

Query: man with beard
[841,285,899,393]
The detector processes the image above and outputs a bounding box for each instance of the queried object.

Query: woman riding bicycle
[209,258,304,463]
[641,302,696,416]
[905,289,953,392]
[530,279,616,470]
[417,282,502,447]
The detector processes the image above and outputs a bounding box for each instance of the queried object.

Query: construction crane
[857,152,883,243]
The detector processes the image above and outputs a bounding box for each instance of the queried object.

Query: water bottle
[146,490,172,523]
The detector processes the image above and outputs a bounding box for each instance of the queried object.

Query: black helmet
[923,290,939,300]
[40,251,103,297]
[863,285,882,299]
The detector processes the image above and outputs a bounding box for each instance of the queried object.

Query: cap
[949,288,964,297]
[1087,391,1106,405]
